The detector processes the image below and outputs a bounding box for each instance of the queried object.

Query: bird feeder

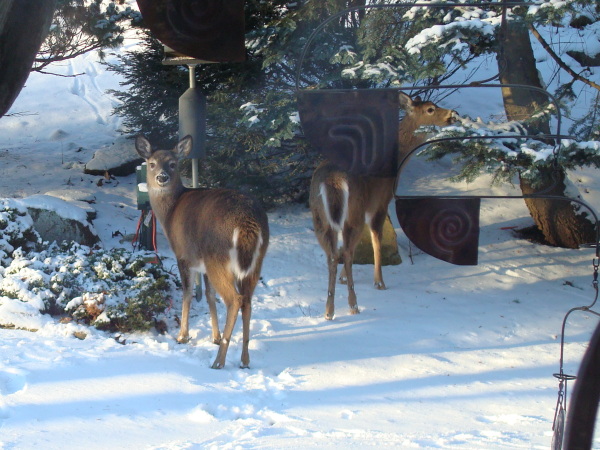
[136,0,245,188]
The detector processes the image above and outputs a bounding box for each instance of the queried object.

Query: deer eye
[169,161,177,170]
[149,162,156,170]
[427,106,435,114]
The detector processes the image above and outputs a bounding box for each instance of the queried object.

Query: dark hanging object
[297,89,400,177]
[136,0,245,62]
[563,319,600,449]
[0,0,57,117]
[395,198,481,265]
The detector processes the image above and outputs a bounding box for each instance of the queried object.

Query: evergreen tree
[34,0,141,74]
[346,0,600,247]
[106,1,367,207]
[106,0,600,243]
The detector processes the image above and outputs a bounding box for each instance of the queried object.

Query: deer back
[310,161,396,230]
[136,136,268,280]
[164,188,268,278]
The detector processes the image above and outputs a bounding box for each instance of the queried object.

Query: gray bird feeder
[162,46,209,188]
[136,0,246,188]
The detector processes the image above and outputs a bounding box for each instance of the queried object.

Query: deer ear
[135,135,153,159]
[398,92,414,112]
[175,135,193,159]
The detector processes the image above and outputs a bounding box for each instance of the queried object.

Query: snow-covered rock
[84,137,142,176]
[18,195,99,246]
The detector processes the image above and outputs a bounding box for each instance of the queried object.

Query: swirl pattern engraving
[297,89,399,177]
[137,0,245,62]
[396,198,480,265]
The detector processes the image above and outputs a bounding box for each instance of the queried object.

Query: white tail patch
[319,180,349,233]
[229,228,264,280]
[308,93,457,320]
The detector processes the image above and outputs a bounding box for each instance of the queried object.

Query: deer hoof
[213,337,221,345]
[349,306,360,315]
[374,281,387,290]
[325,312,334,321]
[339,277,348,285]
[211,361,224,370]
[177,334,190,344]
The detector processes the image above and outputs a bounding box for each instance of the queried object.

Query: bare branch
[528,24,600,92]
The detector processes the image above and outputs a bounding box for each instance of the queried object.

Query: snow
[0,10,599,450]
[18,194,90,224]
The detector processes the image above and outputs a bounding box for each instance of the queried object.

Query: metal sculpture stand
[295,2,600,447]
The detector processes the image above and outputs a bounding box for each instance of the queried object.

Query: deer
[309,92,457,320]
[135,135,269,369]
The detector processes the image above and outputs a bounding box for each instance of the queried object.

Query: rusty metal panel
[136,0,245,63]
[395,198,481,265]
[297,89,400,177]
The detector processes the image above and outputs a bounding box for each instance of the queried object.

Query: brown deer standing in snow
[135,135,269,369]
[309,92,457,320]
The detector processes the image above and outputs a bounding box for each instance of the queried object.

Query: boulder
[353,215,402,265]
[42,189,97,220]
[18,194,99,246]
[84,137,142,177]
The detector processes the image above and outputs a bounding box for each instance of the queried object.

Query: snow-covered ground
[1,16,599,450]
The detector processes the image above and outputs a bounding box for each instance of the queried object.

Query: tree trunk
[498,21,596,248]
[520,167,596,248]
[0,0,57,117]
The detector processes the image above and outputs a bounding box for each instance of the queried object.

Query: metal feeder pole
[187,64,199,189]
[186,64,201,297]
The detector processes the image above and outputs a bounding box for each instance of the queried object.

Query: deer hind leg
[369,212,387,290]
[325,250,339,320]
[208,271,242,369]
[239,275,258,369]
[338,259,348,285]
[319,227,339,321]
[203,274,221,345]
[176,261,193,343]
[341,225,361,315]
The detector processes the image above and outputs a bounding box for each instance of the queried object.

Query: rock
[353,215,402,265]
[84,137,142,177]
[43,189,97,220]
[18,195,99,246]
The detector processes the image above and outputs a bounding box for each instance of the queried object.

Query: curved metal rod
[301,84,565,146]
[394,133,573,193]
[396,133,573,172]
[394,134,600,257]
[556,292,600,379]
[295,1,538,92]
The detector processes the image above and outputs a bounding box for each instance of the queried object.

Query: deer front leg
[204,274,221,345]
[177,262,193,343]
[369,214,387,290]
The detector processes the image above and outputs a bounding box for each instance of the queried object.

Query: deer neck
[148,182,186,226]
[398,118,430,160]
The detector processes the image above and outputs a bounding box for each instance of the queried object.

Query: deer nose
[156,172,169,185]
[449,110,460,124]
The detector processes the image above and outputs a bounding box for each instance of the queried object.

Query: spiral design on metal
[395,198,480,265]
[137,0,245,62]
[430,207,473,254]
[297,89,399,177]
[165,0,222,40]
